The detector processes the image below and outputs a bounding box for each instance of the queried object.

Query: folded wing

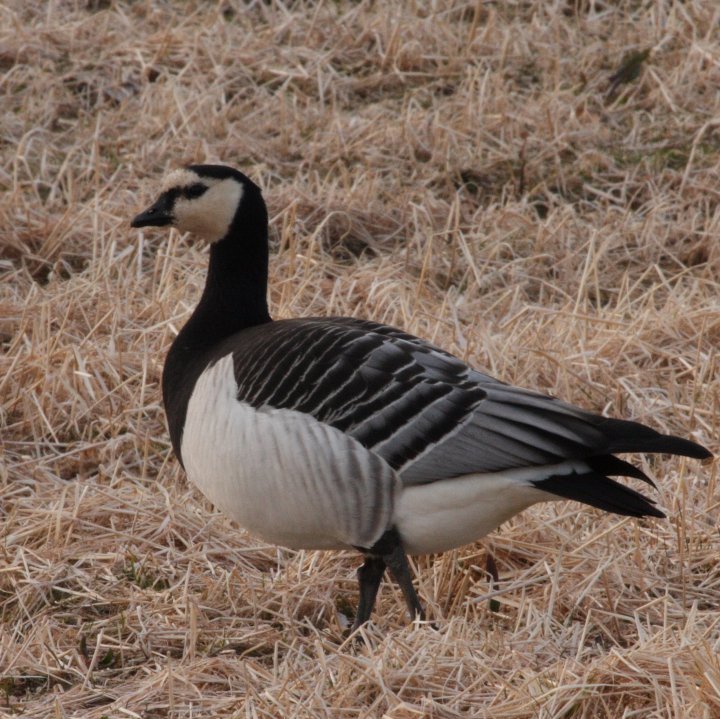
[229,317,710,518]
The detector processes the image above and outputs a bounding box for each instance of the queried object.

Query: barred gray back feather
[222,317,710,496]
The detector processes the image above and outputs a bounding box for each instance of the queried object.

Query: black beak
[131,195,174,228]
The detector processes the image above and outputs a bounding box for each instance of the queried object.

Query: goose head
[131,164,264,244]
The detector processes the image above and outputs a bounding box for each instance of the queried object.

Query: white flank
[396,461,588,555]
[181,355,400,550]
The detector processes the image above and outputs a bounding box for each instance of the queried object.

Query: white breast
[180,355,400,550]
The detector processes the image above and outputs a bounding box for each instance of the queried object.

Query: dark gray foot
[352,555,386,632]
[352,528,424,631]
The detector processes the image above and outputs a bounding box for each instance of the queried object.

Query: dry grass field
[2,1,719,717]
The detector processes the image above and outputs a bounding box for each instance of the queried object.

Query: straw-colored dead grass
[1,1,719,717]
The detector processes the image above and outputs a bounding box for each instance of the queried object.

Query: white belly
[180,354,399,550]
[396,467,566,555]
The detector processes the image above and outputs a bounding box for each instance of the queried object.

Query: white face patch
[161,168,202,194]
[162,169,245,243]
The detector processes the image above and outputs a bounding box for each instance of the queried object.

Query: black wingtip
[653,434,713,460]
[598,418,712,460]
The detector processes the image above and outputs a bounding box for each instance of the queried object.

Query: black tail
[533,470,665,518]
[532,424,711,518]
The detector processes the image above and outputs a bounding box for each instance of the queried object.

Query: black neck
[178,236,271,348]
[173,192,272,351]
[162,187,271,464]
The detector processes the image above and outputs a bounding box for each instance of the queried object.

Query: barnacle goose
[132,164,712,631]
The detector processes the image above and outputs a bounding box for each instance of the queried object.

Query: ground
[1,1,719,717]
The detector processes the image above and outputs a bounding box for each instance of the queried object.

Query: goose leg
[352,528,425,630]
[383,543,425,622]
[352,555,386,632]
[363,527,425,623]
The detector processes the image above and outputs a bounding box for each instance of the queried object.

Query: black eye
[185,183,207,199]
